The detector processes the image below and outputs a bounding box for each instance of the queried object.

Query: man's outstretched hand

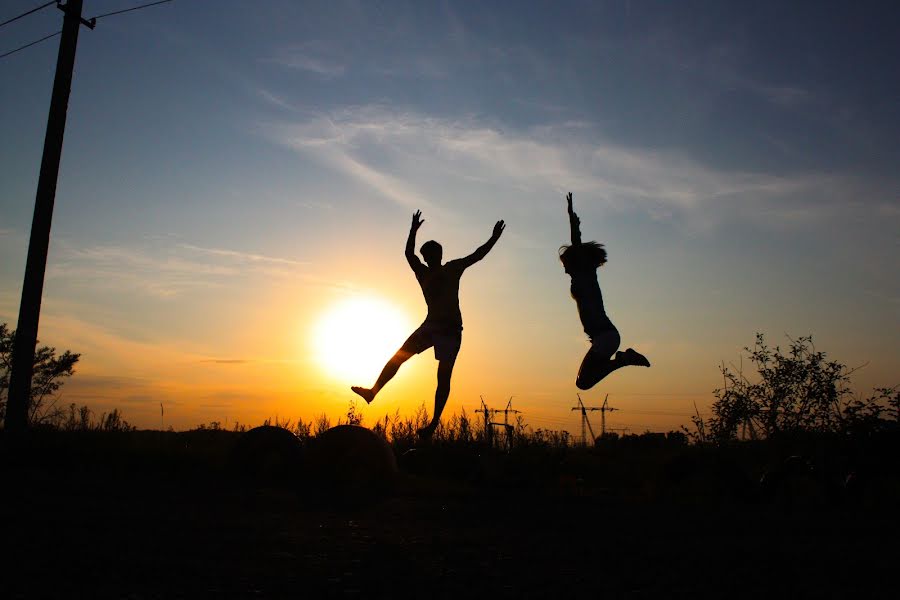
[492,220,506,239]
[411,210,424,232]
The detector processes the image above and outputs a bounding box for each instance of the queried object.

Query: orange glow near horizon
[312,295,414,385]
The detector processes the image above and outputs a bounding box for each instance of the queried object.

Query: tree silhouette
[1,322,80,426]
[706,333,897,442]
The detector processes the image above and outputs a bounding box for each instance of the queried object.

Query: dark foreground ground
[2,429,898,598]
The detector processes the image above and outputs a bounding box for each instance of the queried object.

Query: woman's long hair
[559,241,607,274]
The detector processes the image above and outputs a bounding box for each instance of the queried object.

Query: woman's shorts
[588,328,621,359]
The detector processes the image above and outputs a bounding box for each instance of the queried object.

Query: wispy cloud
[257,88,297,111]
[628,29,815,110]
[268,42,346,77]
[178,243,307,267]
[49,244,234,298]
[47,240,308,298]
[279,53,345,77]
[200,358,250,364]
[263,105,871,230]
[33,311,203,369]
[740,81,811,108]
[878,202,900,218]
[369,55,449,79]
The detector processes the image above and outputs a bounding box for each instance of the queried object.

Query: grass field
[2,424,898,597]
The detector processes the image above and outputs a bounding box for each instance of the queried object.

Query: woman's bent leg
[575,329,621,390]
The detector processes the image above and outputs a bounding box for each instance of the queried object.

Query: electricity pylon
[571,394,600,446]
[598,394,618,438]
[476,396,500,447]
[571,394,618,445]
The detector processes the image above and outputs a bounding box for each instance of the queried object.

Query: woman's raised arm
[567,192,582,246]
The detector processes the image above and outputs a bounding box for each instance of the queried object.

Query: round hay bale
[308,425,398,502]
[229,425,304,487]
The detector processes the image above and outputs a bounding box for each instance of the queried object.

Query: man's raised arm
[458,220,505,269]
[406,210,425,270]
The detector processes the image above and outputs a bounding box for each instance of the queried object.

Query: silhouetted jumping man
[352,210,505,439]
[561,193,649,389]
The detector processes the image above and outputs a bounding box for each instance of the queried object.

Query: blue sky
[1,0,897,432]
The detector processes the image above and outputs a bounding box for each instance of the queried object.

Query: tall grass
[191,401,641,453]
[56,403,134,432]
[266,403,579,452]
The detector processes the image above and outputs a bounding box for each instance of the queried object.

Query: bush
[702,333,897,443]
[1,322,81,427]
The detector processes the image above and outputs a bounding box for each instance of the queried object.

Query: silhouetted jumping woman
[561,193,649,389]
[352,210,505,439]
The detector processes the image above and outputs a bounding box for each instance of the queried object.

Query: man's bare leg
[417,356,456,439]
[351,349,413,404]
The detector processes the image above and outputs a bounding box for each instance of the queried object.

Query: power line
[89,0,174,21]
[1,0,175,62]
[0,29,60,59]
[0,1,56,29]
[528,416,572,426]
[619,409,708,418]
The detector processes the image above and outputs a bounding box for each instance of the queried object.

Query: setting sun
[313,296,414,384]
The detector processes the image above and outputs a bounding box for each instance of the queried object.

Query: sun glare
[313,296,414,384]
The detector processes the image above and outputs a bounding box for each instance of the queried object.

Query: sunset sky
[1,0,897,434]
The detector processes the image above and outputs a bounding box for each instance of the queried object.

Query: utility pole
[5,0,94,432]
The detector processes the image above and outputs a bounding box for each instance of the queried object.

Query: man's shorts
[400,321,462,361]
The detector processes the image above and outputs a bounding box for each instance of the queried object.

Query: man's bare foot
[622,348,651,367]
[350,386,375,404]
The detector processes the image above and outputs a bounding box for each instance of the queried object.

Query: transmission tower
[598,394,618,438]
[497,397,521,450]
[571,394,600,446]
[476,396,520,450]
[475,396,500,447]
[571,394,618,445]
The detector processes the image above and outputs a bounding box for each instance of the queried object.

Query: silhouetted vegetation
[0,322,86,427]
[2,328,895,513]
[687,333,898,444]
[3,333,897,598]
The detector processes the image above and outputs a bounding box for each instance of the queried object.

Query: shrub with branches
[705,333,897,442]
[1,323,81,426]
